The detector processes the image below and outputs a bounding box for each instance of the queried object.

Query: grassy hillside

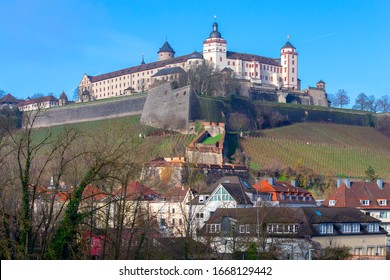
[240,123,390,179]
[32,114,195,163]
[29,96,390,180]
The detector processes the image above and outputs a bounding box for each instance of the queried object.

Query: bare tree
[46,127,140,259]
[366,94,378,112]
[376,95,390,113]
[331,89,350,108]
[0,106,147,259]
[353,93,369,111]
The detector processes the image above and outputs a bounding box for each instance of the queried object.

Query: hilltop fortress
[2,21,334,128]
[77,21,328,107]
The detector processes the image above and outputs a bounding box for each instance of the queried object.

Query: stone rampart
[32,95,146,128]
[140,83,192,132]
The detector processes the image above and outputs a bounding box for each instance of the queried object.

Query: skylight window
[241,179,251,189]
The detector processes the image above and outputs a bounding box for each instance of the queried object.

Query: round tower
[157,41,175,61]
[280,37,298,90]
[203,21,227,69]
[186,51,204,69]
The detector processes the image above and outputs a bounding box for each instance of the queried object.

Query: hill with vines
[239,122,390,179]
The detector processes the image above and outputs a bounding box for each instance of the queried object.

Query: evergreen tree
[247,242,258,260]
[365,165,378,181]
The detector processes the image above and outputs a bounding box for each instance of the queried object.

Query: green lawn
[202,134,222,144]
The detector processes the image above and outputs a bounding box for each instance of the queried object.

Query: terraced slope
[32,116,390,179]
[240,123,390,179]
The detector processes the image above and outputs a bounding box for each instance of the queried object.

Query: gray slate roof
[151,66,186,77]
[86,54,191,83]
[158,41,175,54]
[281,41,296,49]
[227,51,280,66]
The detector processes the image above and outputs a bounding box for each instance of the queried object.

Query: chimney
[377,179,384,189]
[337,179,342,188]
[268,178,275,186]
[344,179,351,189]
[291,180,297,187]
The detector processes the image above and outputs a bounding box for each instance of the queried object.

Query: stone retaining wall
[32,95,146,128]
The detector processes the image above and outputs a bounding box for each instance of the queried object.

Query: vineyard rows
[241,137,390,178]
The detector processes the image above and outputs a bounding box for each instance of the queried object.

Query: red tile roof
[252,179,316,205]
[0,93,20,104]
[82,185,109,201]
[160,186,190,202]
[113,181,158,200]
[324,181,390,209]
[19,95,59,106]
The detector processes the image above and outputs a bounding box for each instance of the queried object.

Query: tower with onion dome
[202,20,227,69]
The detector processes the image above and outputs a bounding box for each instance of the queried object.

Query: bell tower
[280,36,299,89]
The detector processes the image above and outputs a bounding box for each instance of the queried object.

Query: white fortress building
[78,21,326,105]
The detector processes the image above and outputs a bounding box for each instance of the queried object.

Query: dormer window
[267,223,298,234]
[342,223,357,233]
[378,199,387,206]
[320,223,334,234]
[280,194,285,200]
[367,223,380,232]
[207,224,221,233]
[239,225,250,233]
[329,200,336,206]
[360,200,370,206]
[352,223,360,232]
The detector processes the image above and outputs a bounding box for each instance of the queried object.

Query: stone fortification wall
[205,122,225,136]
[32,95,146,128]
[141,159,249,186]
[307,88,329,107]
[186,122,225,165]
[140,83,192,132]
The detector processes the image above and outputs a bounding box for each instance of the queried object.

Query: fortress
[77,21,328,107]
[9,21,333,128]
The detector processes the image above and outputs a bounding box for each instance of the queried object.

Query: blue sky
[0,0,389,105]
